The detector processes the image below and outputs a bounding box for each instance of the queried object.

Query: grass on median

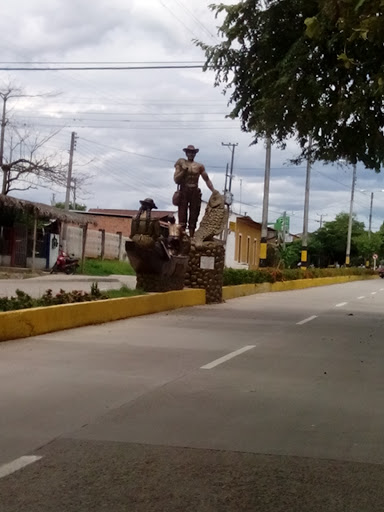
[104,286,144,299]
[81,258,135,276]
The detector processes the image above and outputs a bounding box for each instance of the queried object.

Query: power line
[13,117,232,123]
[12,122,239,130]
[13,111,229,116]
[158,0,200,39]
[0,60,205,64]
[172,0,218,41]
[80,137,175,164]
[0,64,206,71]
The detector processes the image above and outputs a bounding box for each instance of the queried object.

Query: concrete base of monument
[126,240,189,293]
[184,240,225,304]
[136,269,186,292]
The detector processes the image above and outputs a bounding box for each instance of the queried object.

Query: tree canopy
[54,201,87,211]
[197,0,384,170]
[307,212,384,266]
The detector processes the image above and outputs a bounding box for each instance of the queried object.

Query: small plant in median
[0,283,144,312]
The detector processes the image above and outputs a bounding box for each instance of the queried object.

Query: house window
[253,238,257,265]
[238,233,242,262]
[246,236,250,263]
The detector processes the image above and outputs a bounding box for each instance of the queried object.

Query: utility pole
[72,177,77,209]
[281,211,287,250]
[346,163,357,267]
[223,162,229,198]
[239,178,242,215]
[65,132,77,210]
[259,135,272,267]
[368,191,374,238]
[62,132,77,251]
[0,95,8,194]
[316,213,327,229]
[222,142,238,243]
[301,135,313,270]
[222,142,238,202]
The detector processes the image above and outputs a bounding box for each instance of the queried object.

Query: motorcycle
[50,248,79,274]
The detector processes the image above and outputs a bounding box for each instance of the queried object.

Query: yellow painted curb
[222,275,378,301]
[0,288,206,342]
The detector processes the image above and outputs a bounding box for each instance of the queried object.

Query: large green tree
[308,212,365,266]
[197,0,384,170]
[354,231,383,263]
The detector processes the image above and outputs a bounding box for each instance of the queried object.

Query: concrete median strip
[0,275,378,343]
[222,275,378,301]
[0,289,206,343]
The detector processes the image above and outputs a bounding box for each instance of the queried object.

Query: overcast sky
[1,0,384,235]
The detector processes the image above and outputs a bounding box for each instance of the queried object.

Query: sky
[1,0,384,235]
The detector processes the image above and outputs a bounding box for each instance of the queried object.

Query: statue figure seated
[130,198,160,249]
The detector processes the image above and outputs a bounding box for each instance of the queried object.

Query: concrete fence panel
[67,226,83,257]
[85,230,103,258]
[67,227,129,261]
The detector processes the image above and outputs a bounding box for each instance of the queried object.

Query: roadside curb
[222,275,378,300]
[0,288,206,342]
[0,275,377,343]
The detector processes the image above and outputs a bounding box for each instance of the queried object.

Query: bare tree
[0,83,67,195]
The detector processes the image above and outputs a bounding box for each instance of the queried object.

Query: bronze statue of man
[174,145,216,237]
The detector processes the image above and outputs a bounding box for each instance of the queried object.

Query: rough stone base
[184,241,225,304]
[136,273,185,293]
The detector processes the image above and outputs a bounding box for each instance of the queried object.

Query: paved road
[0,280,384,511]
[0,274,137,298]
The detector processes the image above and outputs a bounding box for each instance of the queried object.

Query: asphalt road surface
[0,280,384,511]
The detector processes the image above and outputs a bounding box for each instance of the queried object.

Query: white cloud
[1,0,383,237]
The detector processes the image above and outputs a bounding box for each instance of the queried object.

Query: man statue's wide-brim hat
[140,198,158,209]
[183,144,199,154]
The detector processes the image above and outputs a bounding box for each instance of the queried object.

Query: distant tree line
[277,213,384,268]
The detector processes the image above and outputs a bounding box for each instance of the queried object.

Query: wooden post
[100,229,106,260]
[31,214,37,271]
[81,223,88,273]
[117,231,123,260]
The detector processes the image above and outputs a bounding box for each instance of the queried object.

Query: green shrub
[0,283,144,312]
[223,267,375,286]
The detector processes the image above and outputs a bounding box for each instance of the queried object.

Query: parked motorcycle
[50,248,79,274]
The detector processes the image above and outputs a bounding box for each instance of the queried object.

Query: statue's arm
[200,165,216,193]
[174,158,186,185]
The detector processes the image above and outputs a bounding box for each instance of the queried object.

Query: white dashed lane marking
[0,456,42,480]
[335,302,348,308]
[201,345,256,370]
[297,315,318,326]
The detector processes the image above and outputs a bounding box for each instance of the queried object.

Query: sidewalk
[0,274,137,298]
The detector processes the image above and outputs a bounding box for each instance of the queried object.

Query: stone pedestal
[136,262,186,293]
[184,241,225,304]
[126,238,189,293]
